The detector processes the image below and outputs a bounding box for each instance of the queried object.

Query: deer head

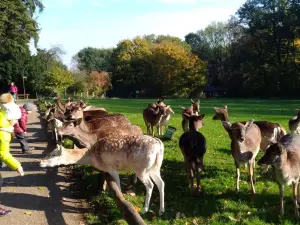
[40,144,64,167]
[212,105,228,121]
[222,119,254,142]
[58,119,82,136]
[183,113,205,130]
[191,99,200,114]
[258,143,284,166]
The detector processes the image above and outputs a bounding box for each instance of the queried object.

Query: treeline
[1,0,300,98]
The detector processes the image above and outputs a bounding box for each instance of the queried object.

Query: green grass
[49,98,300,224]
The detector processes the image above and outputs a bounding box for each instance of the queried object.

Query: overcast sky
[32,0,246,67]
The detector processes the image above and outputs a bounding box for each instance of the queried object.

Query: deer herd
[39,97,300,218]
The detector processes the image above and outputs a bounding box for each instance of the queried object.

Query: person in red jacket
[13,103,34,154]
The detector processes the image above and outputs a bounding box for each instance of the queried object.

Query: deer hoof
[141,207,148,214]
[158,209,165,216]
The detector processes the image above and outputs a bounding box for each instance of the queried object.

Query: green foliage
[76,98,300,225]
[44,64,73,95]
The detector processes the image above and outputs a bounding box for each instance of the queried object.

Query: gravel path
[0,101,87,225]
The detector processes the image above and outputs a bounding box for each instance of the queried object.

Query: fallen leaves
[24,211,32,215]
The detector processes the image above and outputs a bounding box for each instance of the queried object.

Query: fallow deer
[179,99,200,132]
[157,106,174,135]
[222,120,261,194]
[40,135,165,215]
[213,105,287,172]
[289,109,300,134]
[258,134,300,218]
[179,113,206,194]
[58,119,143,149]
[64,105,107,121]
[143,104,169,136]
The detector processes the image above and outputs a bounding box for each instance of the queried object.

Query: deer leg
[279,183,284,217]
[137,173,154,214]
[293,182,299,218]
[151,126,154,137]
[235,160,240,194]
[133,174,138,184]
[108,170,121,193]
[248,160,255,195]
[149,169,165,215]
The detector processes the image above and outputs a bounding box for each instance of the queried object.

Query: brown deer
[58,119,143,148]
[179,113,206,194]
[64,105,107,121]
[289,109,300,134]
[40,135,165,215]
[258,134,300,218]
[222,120,261,194]
[157,106,174,135]
[213,105,287,172]
[143,104,169,136]
[179,99,200,132]
[55,96,73,111]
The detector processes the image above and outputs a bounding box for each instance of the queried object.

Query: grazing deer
[258,134,300,218]
[222,120,261,194]
[213,105,286,172]
[58,119,143,148]
[289,109,300,134]
[179,99,200,132]
[143,104,169,136]
[179,113,206,194]
[40,135,165,215]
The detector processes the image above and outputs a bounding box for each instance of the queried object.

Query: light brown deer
[258,134,300,218]
[156,106,174,136]
[213,105,286,172]
[222,120,261,194]
[58,119,143,148]
[179,99,200,132]
[289,109,300,134]
[143,104,169,136]
[64,105,107,121]
[40,135,165,215]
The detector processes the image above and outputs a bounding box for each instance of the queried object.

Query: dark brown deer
[258,134,300,218]
[40,135,165,215]
[289,109,300,134]
[222,120,261,194]
[213,105,287,172]
[143,104,169,136]
[179,99,200,132]
[179,113,206,194]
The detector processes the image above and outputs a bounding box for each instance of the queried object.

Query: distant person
[135,90,139,99]
[14,103,35,154]
[0,93,24,216]
[8,82,18,100]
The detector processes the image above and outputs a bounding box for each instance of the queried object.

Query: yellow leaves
[135,207,141,212]
[24,211,33,215]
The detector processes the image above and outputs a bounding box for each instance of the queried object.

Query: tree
[86,71,112,96]
[44,64,73,95]
[73,47,113,73]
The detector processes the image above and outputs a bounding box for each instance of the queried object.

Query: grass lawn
[64,98,300,225]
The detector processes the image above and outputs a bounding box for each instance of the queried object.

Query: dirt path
[0,101,87,225]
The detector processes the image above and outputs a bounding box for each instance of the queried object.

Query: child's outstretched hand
[17,166,24,176]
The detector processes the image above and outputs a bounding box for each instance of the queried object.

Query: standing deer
[179,113,206,194]
[179,99,200,132]
[58,119,143,148]
[222,120,261,194]
[213,105,286,172]
[258,134,300,218]
[289,109,300,134]
[156,106,174,136]
[40,135,165,215]
[143,104,169,136]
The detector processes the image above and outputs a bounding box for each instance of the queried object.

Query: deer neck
[61,148,91,165]
[79,119,92,132]
[73,127,97,148]
[221,111,230,122]
[56,98,65,111]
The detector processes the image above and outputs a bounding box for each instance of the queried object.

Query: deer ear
[224,105,227,109]
[245,119,254,129]
[278,143,285,153]
[222,121,232,133]
[191,99,195,103]
[197,99,200,103]
[179,105,185,110]
[74,118,82,126]
[214,107,219,112]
